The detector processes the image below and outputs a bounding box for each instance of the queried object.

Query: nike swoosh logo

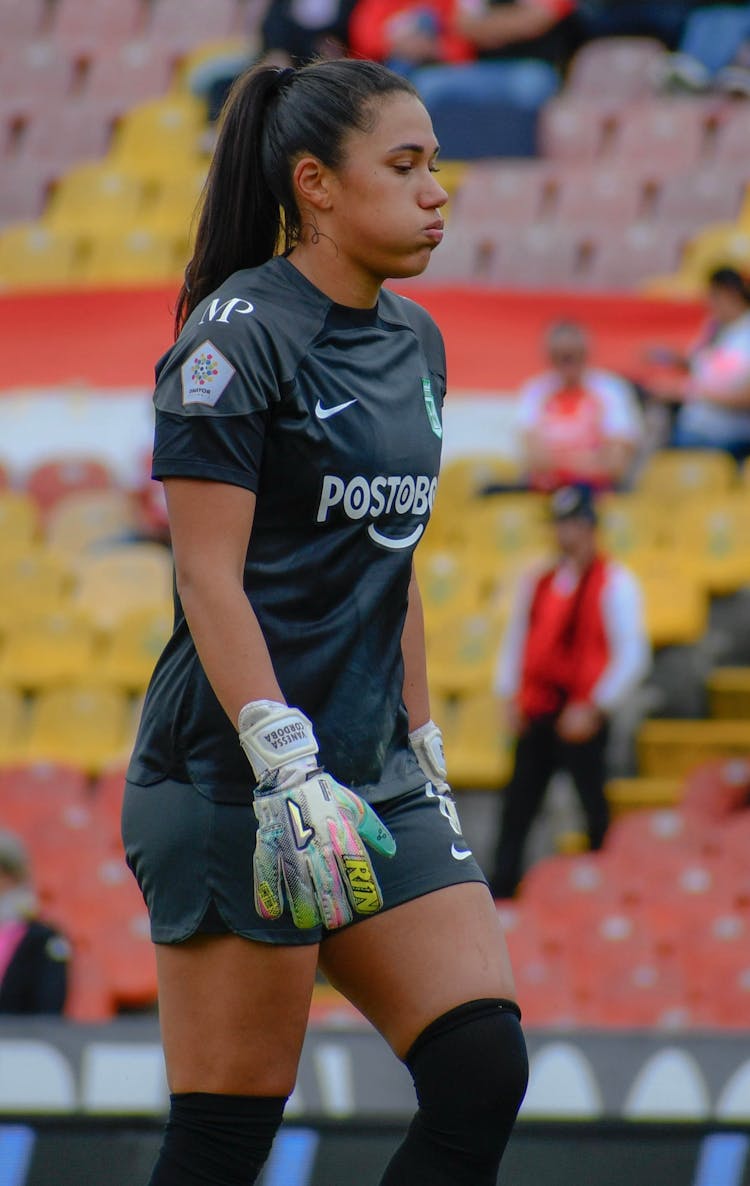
[451,844,473,861]
[315,398,357,420]
[367,523,424,550]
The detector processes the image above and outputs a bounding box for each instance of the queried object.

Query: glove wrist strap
[238,700,319,784]
[409,719,448,785]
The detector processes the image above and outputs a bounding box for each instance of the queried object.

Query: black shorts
[121,778,488,945]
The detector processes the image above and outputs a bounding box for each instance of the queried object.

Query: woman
[122,59,527,1186]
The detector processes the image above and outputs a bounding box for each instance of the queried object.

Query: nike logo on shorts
[315,398,357,420]
[451,844,473,861]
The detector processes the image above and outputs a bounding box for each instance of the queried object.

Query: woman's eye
[429,165,441,174]
[394,164,413,174]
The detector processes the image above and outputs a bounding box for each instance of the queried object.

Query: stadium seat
[45,162,147,239]
[487,224,586,289]
[613,101,711,169]
[108,95,207,180]
[636,568,708,647]
[552,166,650,229]
[713,106,750,164]
[0,610,96,691]
[81,228,182,286]
[17,102,115,177]
[435,456,527,511]
[537,98,617,163]
[582,223,689,291]
[0,161,54,229]
[518,852,624,912]
[604,807,703,863]
[414,548,483,627]
[442,690,511,790]
[83,41,176,121]
[597,493,664,558]
[91,765,128,838]
[96,919,158,1011]
[46,489,140,556]
[24,683,132,774]
[637,719,750,779]
[26,456,116,515]
[64,948,116,1022]
[0,548,71,634]
[670,495,750,595]
[605,776,683,813]
[708,669,750,720]
[0,491,40,557]
[636,449,738,501]
[0,223,81,289]
[141,165,207,240]
[72,543,174,632]
[574,951,687,1027]
[0,0,48,40]
[408,224,495,284]
[95,603,172,692]
[681,757,750,827]
[654,167,748,232]
[51,0,144,51]
[451,161,555,227]
[463,493,549,569]
[0,42,76,116]
[565,37,667,99]
[426,610,505,697]
[682,223,750,282]
[144,0,241,54]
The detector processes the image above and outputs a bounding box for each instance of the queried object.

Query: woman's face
[324,92,449,283]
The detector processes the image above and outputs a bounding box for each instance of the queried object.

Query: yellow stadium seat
[707,668,750,720]
[109,96,207,179]
[637,718,750,778]
[142,166,207,239]
[637,570,709,647]
[95,604,172,692]
[415,548,484,629]
[605,776,683,815]
[0,685,28,764]
[597,492,666,557]
[443,691,512,790]
[175,37,256,94]
[0,549,71,635]
[45,164,146,239]
[636,449,738,501]
[81,229,182,286]
[0,223,82,290]
[0,611,97,691]
[24,684,132,775]
[72,543,174,632]
[436,455,525,510]
[670,494,750,595]
[682,223,750,280]
[46,490,140,557]
[427,610,506,698]
[0,492,40,558]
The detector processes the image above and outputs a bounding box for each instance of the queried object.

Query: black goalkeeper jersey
[127,255,446,805]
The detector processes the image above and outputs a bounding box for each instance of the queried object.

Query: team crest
[421,377,442,439]
[181,340,236,406]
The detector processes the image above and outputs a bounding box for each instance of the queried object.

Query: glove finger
[305,842,353,930]
[280,853,322,930]
[332,830,385,918]
[333,785,396,858]
[253,840,283,921]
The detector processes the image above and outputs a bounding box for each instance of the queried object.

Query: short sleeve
[150,315,282,492]
[516,375,550,431]
[593,372,644,442]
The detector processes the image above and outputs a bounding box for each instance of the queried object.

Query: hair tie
[272,66,296,95]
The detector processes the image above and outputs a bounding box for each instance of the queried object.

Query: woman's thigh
[154,933,319,1096]
[319,882,516,1059]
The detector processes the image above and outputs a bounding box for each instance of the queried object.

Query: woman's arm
[455,0,565,50]
[402,564,432,732]
[165,477,284,726]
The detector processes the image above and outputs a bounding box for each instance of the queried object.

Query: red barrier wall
[0,283,705,393]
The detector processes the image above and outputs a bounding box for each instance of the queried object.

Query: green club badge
[422,377,442,439]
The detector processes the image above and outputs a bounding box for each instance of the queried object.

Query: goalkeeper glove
[409,718,450,793]
[239,700,396,930]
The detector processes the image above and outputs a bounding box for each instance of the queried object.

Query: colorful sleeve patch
[181,340,237,407]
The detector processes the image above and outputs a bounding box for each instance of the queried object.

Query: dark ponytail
[175,59,417,336]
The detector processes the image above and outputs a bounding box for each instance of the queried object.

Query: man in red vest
[489,484,650,899]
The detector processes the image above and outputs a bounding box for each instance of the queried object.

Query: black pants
[490,715,610,899]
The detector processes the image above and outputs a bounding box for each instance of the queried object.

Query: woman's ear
[293,156,333,212]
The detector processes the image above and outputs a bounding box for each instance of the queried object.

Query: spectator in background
[517,320,644,491]
[489,485,650,899]
[405,0,577,117]
[574,0,695,47]
[262,0,359,65]
[660,1,750,94]
[0,831,70,1015]
[349,1,475,74]
[648,267,750,461]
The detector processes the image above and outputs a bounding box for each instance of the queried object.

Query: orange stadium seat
[451,161,555,228]
[488,225,585,289]
[91,765,128,838]
[654,167,749,231]
[681,757,750,827]
[565,37,667,98]
[553,166,649,229]
[604,807,704,863]
[538,98,617,163]
[582,222,689,290]
[83,41,176,121]
[26,456,116,515]
[614,100,714,168]
[51,0,145,50]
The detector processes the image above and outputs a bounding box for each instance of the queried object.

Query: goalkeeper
[123,58,527,1186]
